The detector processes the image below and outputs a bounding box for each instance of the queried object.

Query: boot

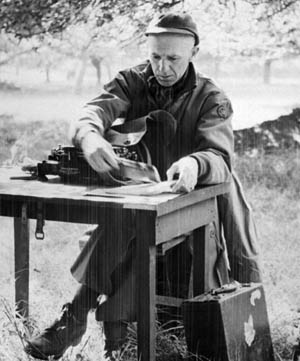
[103,321,128,360]
[24,303,87,360]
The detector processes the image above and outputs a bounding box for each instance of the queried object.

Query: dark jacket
[72,62,233,184]
[70,61,261,321]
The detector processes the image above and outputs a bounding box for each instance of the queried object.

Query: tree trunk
[90,55,103,85]
[45,64,51,83]
[263,59,272,84]
[96,62,101,85]
[74,55,88,94]
[104,59,112,82]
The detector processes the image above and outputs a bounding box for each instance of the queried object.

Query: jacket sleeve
[190,89,234,185]
[70,71,132,147]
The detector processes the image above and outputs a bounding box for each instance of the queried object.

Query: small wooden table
[0,167,229,361]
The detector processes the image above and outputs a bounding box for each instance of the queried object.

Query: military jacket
[71,62,234,184]
[70,62,261,313]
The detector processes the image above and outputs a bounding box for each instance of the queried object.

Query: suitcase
[182,282,274,361]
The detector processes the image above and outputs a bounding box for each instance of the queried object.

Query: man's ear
[191,46,199,59]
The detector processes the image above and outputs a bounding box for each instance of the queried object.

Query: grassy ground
[0,80,300,360]
[1,156,300,361]
[234,153,300,360]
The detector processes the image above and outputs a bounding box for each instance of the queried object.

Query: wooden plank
[0,186,162,212]
[156,295,184,308]
[0,190,223,227]
[0,197,127,224]
[0,168,230,213]
[155,198,216,245]
[193,225,211,296]
[155,183,230,216]
[136,211,156,361]
[14,203,29,318]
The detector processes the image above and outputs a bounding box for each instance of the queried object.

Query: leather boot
[103,321,128,360]
[24,303,87,360]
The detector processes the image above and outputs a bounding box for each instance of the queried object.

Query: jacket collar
[142,61,198,97]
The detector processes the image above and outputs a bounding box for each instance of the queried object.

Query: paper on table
[86,180,178,197]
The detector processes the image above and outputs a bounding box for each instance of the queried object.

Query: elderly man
[25,12,261,360]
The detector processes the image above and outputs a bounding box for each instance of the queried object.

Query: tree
[0,35,36,66]
[0,0,183,39]
[90,55,103,85]
[2,0,299,86]
[0,0,91,38]
[239,1,300,83]
[185,0,300,83]
[0,34,38,83]
[34,43,65,83]
[51,18,117,92]
[244,0,299,17]
[0,0,184,91]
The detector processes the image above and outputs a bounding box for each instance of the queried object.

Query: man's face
[148,34,198,87]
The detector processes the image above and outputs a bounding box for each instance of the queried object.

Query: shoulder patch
[217,101,232,119]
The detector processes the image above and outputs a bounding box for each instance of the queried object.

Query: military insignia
[217,101,232,119]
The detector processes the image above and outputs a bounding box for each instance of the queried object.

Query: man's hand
[167,157,199,193]
[81,131,119,174]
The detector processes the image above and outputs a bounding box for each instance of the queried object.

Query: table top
[0,167,230,215]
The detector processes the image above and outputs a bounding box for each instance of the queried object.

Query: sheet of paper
[86,180,179,197]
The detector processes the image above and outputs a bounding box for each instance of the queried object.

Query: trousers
[70,172,261,321]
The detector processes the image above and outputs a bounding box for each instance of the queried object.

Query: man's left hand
[167,156,199,193]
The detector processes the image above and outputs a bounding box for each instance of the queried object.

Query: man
[25,12,261,360]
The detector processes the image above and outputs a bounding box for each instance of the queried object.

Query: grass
[234,152,300,360]
[0,103,300,359]
[234,149,300,196]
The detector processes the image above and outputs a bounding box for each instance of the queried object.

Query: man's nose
[158,59,169,73]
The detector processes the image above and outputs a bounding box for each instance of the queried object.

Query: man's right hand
[81,131,120,174]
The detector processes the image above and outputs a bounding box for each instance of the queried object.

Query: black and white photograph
[0,0,299,360]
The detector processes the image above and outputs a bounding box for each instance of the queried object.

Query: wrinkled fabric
[71,215,228,322]
[69,61,262,321]
[71,209,135,296]
[77,223,225,322]
[71,62,233,184]
[218,171,262,283]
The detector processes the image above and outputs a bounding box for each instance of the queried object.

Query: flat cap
[145,13,199,46]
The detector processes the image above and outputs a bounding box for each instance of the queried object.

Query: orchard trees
[186,0,300,83]
[1,0,299,86]
[0,0,183,39]
[0,0,183,90]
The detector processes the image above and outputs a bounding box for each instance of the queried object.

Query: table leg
[136,211,156,361]
[14,203,30,318]
[193,224,211,296]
